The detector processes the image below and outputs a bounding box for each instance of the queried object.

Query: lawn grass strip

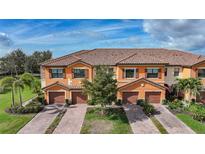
[45,109,66,134]
[150,116,168,134]
[176,113,205,134]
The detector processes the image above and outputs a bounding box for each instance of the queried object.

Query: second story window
[198,69,205,78]
[73,69,86,78]
[50,69,64,78]
[124,68,138,79]
[174,68,180,77]
[146,68,159,78]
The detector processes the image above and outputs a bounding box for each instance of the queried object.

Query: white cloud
[0,32,13,47]
[143,19,205,51]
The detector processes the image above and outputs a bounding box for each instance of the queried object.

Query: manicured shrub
[168,99,184,111]
[137,99,145,106]
[5,101,44,114]
[162,99,170,105]
[65,99,72,106]
[188,104,205,122]
[142,101,156,117]
[115,99,122,106]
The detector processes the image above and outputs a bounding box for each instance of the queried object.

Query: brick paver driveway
[123,104,160,134]
[53,104,87,134]
[153,104,195,134]
[18,105,63,134]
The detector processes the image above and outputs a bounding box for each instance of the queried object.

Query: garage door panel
[122,92,138,104]
[145,92,161,104]
[72,92,87,104]
[49,92,65,104]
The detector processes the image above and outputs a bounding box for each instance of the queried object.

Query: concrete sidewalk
[123,104,160,134]
[18,105,63,134]
[53,104,87,134]
[153,104,195,134]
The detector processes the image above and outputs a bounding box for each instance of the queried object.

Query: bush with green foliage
[5,101,44,114]
[162,99,170,105]
[140,101,156,116]
[65,99,72,106]
[167,99,185,112]
[136,100,155,116]
[115,99,122,106]
[136,99,145,106]
[188,104,205,122]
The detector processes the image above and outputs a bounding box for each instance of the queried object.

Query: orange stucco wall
[192,61,205,86]
[44,85,70,104]
[44,62,93,88]
[43,63,166,103]
[117,65,165,84]
[117,80,165,102]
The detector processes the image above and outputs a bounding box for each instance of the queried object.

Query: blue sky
[0,19,205,57]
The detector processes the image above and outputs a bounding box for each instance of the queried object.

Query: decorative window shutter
[63,69,66,78]
[49,69,52,78]
[158,69,162,79]
[136,69,139,78]
[195,68,198,78]
[72,69,74,79]
[122,69,125,79]
[85,69,89,78]
[145,69,147,78]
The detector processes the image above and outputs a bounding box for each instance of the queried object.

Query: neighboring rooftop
[41,48,205,66]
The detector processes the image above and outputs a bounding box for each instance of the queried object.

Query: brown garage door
[49,92,65,104]
[72,92,87,104]
[122,92,139,104]
[145,92,161,103]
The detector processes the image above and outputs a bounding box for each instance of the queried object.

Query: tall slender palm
[20,73,34,88]
[1,77,15,107]
[13,79,24,107]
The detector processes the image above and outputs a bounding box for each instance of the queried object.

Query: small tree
[1,77,15,107]
[82,65,117,110]
[175,78,202,101]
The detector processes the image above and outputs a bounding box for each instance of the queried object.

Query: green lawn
[81,107,133,134]
[176,113,205,134]
[0,85,36,134]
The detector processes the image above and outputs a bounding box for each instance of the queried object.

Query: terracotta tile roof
[41,48,205,67]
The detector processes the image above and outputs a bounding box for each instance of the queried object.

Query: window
[51,69,64,78]
[198,69,205,78]
[73,69,86,78]
[165,68,168,76]
[174,68,180,77]
[124,68,138,78]
[147,68,159,78]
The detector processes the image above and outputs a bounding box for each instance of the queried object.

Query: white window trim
[124,68,137,79]
[174,67,180,77]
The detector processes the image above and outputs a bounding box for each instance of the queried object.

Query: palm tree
[20,72,34,88]
[188,78,203,99]
[0,77,15,107]
[32,78,41,94]
[13,79,24,107]
[175,78,202,101]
